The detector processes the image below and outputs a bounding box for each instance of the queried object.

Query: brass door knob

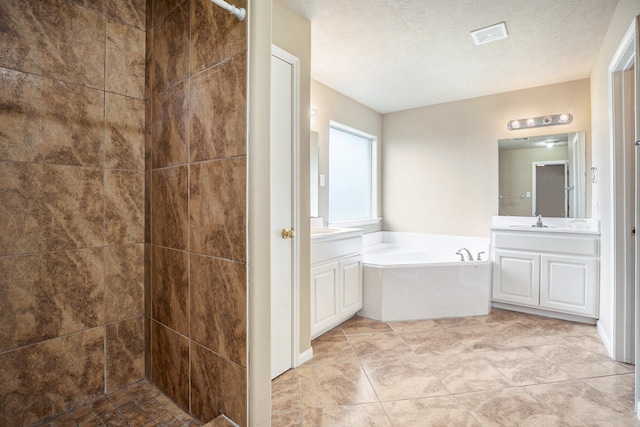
[281,228,295,239]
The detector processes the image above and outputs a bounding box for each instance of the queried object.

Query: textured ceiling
[278,0,620,114]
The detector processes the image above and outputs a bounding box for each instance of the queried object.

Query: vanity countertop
[491,216,600,235]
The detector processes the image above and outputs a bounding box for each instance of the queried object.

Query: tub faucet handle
[476,251,485,261]
[456,248,473,261]
[455,251,465,261]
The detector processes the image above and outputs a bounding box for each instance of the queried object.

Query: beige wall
[589,1,640,354]
[310,79,384,233]
[382,79,591,237]
[272,0,313,360]
[499,145,568,216]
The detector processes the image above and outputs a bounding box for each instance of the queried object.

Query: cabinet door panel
[340,256,362,315]
[540,255,598,316]
[492,249,540,306]
[310,262,339,336]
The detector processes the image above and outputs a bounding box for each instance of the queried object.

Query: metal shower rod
[209,0,246,21]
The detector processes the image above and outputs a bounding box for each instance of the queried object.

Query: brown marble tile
[106,316,145,392]
[105,93,145,170]
[105,244,144,322]
[151,246,188,335]
[71,0,107,12]
[190,0,247,74]
[189,158,246,261]
[151,81,189,168]
[476,348,575,386]
[190,54,247,162]
[144,315,152,380]
[302,403,391,427]
[151,166,188,250]
[297,363,378,408]
[190,254,246,366]
[144,171,152,243]
[383,396,480,427]
[524,380,633,425]
[106,170,145,245]
[0,163,104,255]
[0,0,106,87]
[151,321,189,411]
[340,315,393,335]
[458,388,562,426]
[108,0,146,29]
[191,342,247,426]
[0,248,104,353]
[144,242,152,314]
[0,68,104,166]
[0,327,104,426]
[152,1,189,95]
[145,27,154,101]
[152,0,186,25]
[272,369,300,412]
[107,19,145,98]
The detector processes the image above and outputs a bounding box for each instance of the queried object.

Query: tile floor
[272,309,640,426]
[33,380,202,427]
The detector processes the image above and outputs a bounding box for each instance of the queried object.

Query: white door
[270,47,300,380]
[539,254,598,317]
[492,249,540,307]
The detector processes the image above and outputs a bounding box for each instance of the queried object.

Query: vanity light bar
[507,113,573,131]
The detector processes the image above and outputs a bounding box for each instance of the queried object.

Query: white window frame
[327,121,380,228]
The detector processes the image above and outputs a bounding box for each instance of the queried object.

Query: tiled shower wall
[145,0,248,424]
[0,0,146,425]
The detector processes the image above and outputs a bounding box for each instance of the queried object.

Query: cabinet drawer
[493,232,598,257]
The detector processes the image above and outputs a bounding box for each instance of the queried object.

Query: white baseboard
[596,320,614,358]
[297,347,313,366]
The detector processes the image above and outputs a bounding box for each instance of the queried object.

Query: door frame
[609,18,637,366]
[271,44,302,370]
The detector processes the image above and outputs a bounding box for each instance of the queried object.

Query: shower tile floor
[34,380,202,427]
[272,309,640,426]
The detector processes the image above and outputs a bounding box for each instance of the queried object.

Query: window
[328,123,378,225]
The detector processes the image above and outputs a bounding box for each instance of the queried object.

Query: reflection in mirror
[498,131,586,218]
[310,131,319,217]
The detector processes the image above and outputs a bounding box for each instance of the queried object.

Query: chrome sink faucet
[456,248,473,261]
[535,215,544,228]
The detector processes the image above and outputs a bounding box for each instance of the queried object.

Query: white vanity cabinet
[310,229,363,339]
[491,228,599,319]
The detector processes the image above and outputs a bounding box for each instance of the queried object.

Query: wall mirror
[498,131,586,218]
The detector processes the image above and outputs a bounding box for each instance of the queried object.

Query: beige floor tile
[340,315,393,335]
[432,316,484,328]
[297,362,378,408]
[458,388,564,426]
[271,369,300,411]
[388,318,437,332]
[584,373,636,410]
[399,328,471,355]
[346,332,416,361]
[446,323,503,340]
[271,409,302,427]
[530,343,634,378]
[383,396,480,427]
[362,356,449,401]
[306,335,359,365]
[431,356,514,393]
[302,403,391,427]
[524,380,633,425]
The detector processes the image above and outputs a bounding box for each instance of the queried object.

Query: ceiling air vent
[470,22,508,45]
